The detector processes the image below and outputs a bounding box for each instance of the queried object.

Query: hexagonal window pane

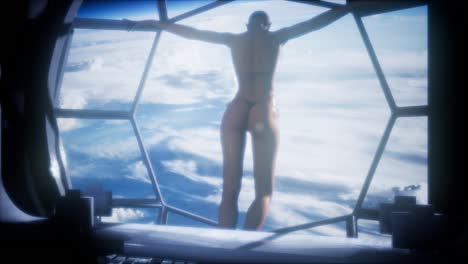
[157,157,223,221]
[362,117,428,208]
[102,208,160,224]
[267,14,389,232]
[166,0,216,19]
[362,6,428,106]
[58,118,157,199]
[135,0,392,235]
[59,28,154,111]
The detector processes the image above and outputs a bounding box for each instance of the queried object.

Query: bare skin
[127,4,355,230]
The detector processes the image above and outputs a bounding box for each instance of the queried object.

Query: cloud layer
[59,1,428,237]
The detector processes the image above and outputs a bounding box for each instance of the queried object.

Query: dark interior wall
[0,1,79,217]
[428,0,467,251]
[1,1,40,215]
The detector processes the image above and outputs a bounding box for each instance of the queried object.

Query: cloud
[64,57,104,72]
[126,161,151,184]
[58,118,85,133]
[173,104,215,112]
[166,127,223,164]
[162,159,222,186]
[270,192,353,221]
[71,137,140,160]
[64,121,144,161]
[60,29,154,110]
[385,150,427,165]
[101,208,146,222]
[67,163,96,178]
[64,60,92,72]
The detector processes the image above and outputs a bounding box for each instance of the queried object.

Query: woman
[127,4,354,230]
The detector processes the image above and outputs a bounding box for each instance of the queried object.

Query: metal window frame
[54,0,429,236]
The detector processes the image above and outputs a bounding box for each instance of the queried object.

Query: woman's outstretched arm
[274,2,380,44]
[124,19,234,46]
[274,5,352,44]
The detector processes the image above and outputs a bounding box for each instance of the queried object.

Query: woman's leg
[244,101,279,230]
[218,97,250,228]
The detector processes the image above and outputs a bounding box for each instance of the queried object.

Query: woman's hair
[247,11,271,31]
